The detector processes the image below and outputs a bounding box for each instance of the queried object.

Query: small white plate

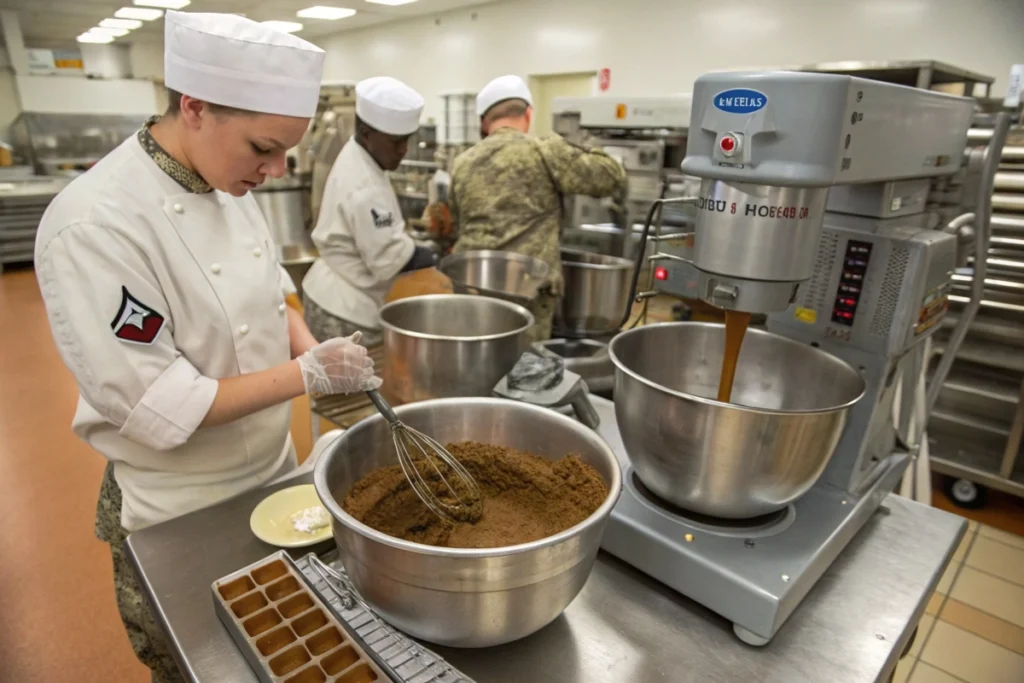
[249,484,333,548]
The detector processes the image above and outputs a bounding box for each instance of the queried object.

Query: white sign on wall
[25,48,83,74]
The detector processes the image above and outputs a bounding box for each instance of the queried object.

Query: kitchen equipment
[279,244,318,300]
[252,177,314,251]
[378,295,533,405]
[492,352,601,429]
[552,96,696,259]
[212,551,397,683]
[610,323,864,518]
[9,112,147,175]
[313,397,622,647]
[533,338,614,394]
[596,71,996,646]
[0,175,69,273]
[439,250,549,306]
[365,389,482,522]
[299,554,474,683]
[555,248,634,336]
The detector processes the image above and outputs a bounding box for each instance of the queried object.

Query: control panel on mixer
[831,241,872,327]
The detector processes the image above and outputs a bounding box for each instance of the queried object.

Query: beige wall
[317,0,1024,129]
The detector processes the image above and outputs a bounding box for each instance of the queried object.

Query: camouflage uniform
[96,465,183,683]
[303,295,384,346]
[449,126,627,342]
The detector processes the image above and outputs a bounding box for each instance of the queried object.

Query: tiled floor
[1,267,1023,683]
[892,521,1024,683]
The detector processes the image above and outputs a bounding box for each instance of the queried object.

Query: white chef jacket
[302,138,415,329]
[35,135,297,532]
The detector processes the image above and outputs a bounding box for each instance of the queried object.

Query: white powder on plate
[290,506,330,534]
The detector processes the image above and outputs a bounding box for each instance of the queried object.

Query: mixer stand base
[598,441,909,646]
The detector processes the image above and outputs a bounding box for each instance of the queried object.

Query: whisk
[366,390,483,523]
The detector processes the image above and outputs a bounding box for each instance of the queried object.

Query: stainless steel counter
[128,416,965,683]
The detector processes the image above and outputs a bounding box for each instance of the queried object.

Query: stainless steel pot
[609,323,865,518]
[252,177,313,251]
[313,397,622,647]
[379,294,533,404]
[439,250,550,306]
[556,248,634,335]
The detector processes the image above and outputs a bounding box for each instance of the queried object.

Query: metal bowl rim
[608,322,866,415]
[313,397,623,558]
[378,294,535,342]
[560,247,635,271]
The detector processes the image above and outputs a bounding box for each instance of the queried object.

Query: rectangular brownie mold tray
[213,551,395,683]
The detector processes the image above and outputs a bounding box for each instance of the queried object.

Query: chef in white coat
[302,76,437,345]
[34,12,380,682]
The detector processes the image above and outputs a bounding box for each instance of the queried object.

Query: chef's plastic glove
[298,332,383,395]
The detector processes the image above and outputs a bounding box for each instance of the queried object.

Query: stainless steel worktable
[128,433,965,683]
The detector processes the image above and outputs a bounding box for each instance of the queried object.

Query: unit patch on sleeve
[110,286,166,345]
[371,208,394,228]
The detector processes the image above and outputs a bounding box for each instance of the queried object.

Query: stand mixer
[599,71,1000,645]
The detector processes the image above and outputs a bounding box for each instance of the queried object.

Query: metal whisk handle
[366,389,400,426]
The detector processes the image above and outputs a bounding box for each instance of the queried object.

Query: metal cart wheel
[943,476,989,509]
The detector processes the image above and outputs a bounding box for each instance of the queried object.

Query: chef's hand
[298,332,382,395]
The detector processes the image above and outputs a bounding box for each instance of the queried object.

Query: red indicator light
[654,266,668,281]
[720,136,735,152]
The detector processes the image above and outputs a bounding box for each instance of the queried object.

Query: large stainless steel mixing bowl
[439,249,550,305]
[379,294,533,404]
[313,397,622,647]
[609,323,865,518]
[556,248,634,335]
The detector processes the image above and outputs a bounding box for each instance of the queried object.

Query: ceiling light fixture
[132,0,191,9]
[364,0,420,5]
[89,27,131,37]
[100,18,143,29]
[115,7,164,20]
[77,32,115,44]
[297,6,357,20]
[261,20,304,33]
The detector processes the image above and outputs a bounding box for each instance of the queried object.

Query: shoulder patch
[371,208,394,229]
[110,286,166,345]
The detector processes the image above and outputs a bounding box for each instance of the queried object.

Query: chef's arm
[347,190,416,283]
[400,246,437,273]
[540,135,627,198]
[199,361,305,427]
[287,306,318,357]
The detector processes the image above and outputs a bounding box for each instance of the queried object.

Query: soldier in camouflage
[449,75,627,342]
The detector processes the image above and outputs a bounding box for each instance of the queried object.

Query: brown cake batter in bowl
[342,441,609,548]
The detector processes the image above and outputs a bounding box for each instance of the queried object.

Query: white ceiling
[0,0,495,48]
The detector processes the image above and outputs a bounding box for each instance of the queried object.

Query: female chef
[34,12,379,682]
[302,76,438,345]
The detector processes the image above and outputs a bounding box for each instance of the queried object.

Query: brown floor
[1,267,1022,683]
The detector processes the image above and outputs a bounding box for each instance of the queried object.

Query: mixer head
[673,71,974,314]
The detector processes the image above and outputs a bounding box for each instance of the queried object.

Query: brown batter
[342,442,609,548]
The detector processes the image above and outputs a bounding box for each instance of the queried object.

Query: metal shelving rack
[930,119,1024,502]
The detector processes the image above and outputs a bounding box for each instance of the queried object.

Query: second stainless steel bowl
[609,323,865,518]
[379,294,533,404]
[556,248,634,336]
[439,249,550,305]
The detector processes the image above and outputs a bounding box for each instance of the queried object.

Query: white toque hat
[164,11,325,118]
[355,77,425,136]
[476,75,533,117]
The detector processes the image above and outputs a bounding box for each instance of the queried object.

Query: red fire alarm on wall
[598,68,611,92]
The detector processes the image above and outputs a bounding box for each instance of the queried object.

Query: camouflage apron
[95,464,184,683]
[303,295,384,347]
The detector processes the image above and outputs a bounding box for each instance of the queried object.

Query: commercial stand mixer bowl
[609,323,865,519]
